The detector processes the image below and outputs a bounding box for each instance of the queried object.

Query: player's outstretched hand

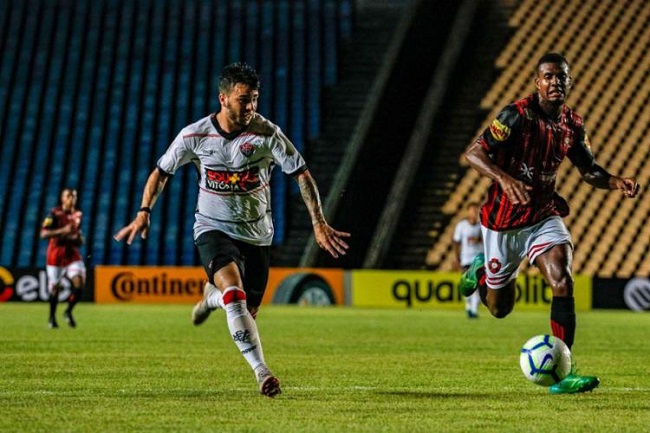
[313,222,350,259]
[612,177,640,198]
[114,212,151,245]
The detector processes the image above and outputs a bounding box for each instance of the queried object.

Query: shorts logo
[205,167,261,193]
[240,142,256,157]
[488,258,502,274]
[489,119,511,142]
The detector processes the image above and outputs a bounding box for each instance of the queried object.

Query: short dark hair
[218,62,261,94]
[467,202,479,209]
[536,52,569,72]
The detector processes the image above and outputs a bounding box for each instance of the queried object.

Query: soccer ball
[519,334,572,386]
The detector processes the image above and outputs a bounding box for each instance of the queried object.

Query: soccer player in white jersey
[452,202,482,318]
[115,63,350,397]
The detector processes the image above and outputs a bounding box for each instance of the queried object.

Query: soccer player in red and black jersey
[459,53,639,394]
[40,188,86,329]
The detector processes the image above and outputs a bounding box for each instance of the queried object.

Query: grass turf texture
[1,304,649,433]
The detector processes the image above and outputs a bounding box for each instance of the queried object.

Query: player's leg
[535,243,575,348]
[466,291,480,318]
[46,265,64,328]
[193,231,280,397]
[64,261,86,328]
[214,261,280,397]
[529,218,599,393]
[476,225,521,318]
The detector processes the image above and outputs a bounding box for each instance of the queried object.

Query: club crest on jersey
[488,258,502,274]
[205,167,261,193]
[489,119,511,142]
[239,142,256,157]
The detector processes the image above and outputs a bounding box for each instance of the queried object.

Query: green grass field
[1,304,649,433]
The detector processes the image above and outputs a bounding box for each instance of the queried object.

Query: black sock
[67,288,82,313]
[477,267,488,307]
[550,296,576,350]
[49,294,58,319]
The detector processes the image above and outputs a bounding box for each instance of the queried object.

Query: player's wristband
[138,207,152,214]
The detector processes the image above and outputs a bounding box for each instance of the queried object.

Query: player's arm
[114,167,170,245]
[464,106,532,205]
[294,169,350,258]
[568,132,640,198]
[40,222,73,239]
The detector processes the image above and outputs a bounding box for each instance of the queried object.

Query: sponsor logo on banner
[623,278,650,311]
[95,266,206,304]
[0,267,72,302]
[351,270,591,311]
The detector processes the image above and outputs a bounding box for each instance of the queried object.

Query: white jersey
[157,113,306,246]
[453,219,483,267]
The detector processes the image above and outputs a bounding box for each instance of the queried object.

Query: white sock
[469,291,480,314]
[205,283,224,309]
[222,286,268,379]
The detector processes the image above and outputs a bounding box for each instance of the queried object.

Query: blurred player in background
[459,52,639,394]
[40,188,85,329]
[453,202,482,319]
[115,62,350,398]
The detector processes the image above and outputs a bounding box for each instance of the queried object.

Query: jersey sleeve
[156,130,196,175]
[453,222,462,243]
[567,127,596,170]
[269,127,307,176]
[41,209,57,233]
[478,104,522,150]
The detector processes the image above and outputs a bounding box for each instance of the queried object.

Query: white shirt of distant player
[453,219,483,267]
[157,113,306,246]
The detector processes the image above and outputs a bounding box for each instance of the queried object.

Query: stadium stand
[425,0,650,278]
[0,0,353,268]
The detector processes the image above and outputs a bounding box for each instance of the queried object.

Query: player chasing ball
[458,52,640,394]
[114,63,350,398]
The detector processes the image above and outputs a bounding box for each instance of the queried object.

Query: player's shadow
[377,390,493,400]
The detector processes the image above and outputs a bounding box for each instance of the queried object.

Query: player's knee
[551,275,573,297]
[488,304,513,319]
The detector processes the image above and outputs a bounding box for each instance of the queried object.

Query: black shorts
[194,230,270,307]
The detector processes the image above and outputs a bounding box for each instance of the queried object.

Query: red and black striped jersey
[41,207,83,266]
[477,93,595,231]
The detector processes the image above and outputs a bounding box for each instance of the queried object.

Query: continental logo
[488,118,511,142]
[111,271,204,301]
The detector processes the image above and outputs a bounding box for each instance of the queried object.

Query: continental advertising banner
[94,266,345,305]
[351,270,592,311]
[95,266,206,304]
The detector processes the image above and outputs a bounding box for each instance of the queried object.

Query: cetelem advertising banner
[350,270,592,311]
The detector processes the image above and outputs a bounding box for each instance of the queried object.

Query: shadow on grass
[376,390,494,400]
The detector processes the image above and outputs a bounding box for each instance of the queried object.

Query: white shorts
[46,261,86,291]
[481,216,572,289]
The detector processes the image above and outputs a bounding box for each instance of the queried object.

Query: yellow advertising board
[351,270,591,311]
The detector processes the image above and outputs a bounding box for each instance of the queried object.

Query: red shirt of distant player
[42,208,83,266]
[476,93,595,230]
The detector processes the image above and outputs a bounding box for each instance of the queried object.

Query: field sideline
[1,304,649,432]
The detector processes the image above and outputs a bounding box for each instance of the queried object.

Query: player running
[115,62,350,398]
[453,202,483,319]
[40,188,86,329]
[459,52,639,394]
